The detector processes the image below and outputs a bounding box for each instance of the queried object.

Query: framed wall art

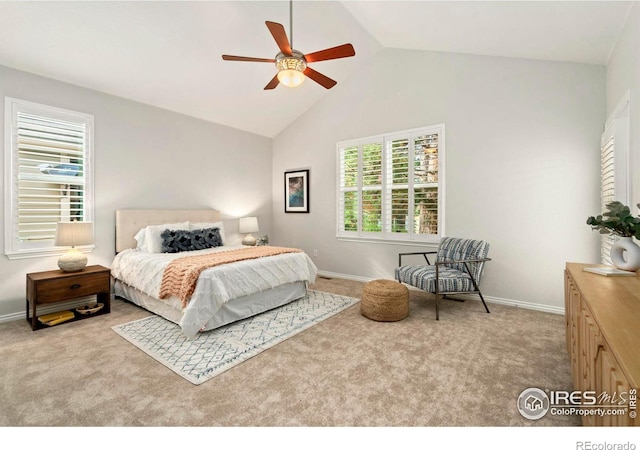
[284,169,309,213]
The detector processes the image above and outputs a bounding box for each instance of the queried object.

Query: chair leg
[478,290,490,314]
[464,266,490,315]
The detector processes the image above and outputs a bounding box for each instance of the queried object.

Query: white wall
[0,42,612,319]
[607,2,640,213]
[0,65,273,319]
[272,48,605,311]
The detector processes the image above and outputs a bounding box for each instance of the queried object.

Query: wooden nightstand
[26,265,111,330]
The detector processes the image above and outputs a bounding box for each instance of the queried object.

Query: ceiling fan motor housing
[275,50,307,73]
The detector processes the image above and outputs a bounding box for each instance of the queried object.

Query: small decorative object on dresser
[582,266,637,277]
[610,237,640,271]
[26,265,111,330]
[587,201,640,271]
[256,235,269,246]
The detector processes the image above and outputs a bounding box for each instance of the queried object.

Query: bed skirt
[114,279,308,332]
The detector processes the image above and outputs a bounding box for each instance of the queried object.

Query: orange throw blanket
[159,246,303,307]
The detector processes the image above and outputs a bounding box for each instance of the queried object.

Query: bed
[111,209,318,338]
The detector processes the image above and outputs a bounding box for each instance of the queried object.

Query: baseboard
[316,270,564,316]
[1,272,564,325]
[317,270,375,284]
[481,295,563,315]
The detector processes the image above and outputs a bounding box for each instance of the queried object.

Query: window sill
[336,236,440,247]
[5,245,95,261]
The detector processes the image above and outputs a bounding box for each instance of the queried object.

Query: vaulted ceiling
[0,1,634,138]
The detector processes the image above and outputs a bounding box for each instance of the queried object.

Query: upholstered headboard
[115,209,221,253]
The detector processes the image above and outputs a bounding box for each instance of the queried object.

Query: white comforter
[111,245,318,338]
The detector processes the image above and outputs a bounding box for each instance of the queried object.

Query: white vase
[610,237,640,272]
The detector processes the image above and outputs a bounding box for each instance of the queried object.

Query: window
[4,97,94,259]
[599,93,629,265]
[337,124,444,243]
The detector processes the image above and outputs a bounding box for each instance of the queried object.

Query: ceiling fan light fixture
[277,68,305,87]
[276,51,307,87]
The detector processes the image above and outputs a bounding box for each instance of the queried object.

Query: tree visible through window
[337,124,444,242]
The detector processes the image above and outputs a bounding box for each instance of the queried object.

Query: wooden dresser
[564,262,639,426]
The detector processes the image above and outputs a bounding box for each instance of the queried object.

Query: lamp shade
[55,222,93,247]
[239,217,259,234]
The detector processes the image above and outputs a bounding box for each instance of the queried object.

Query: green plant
[586,201,640,238]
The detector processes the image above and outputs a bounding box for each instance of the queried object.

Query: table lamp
[239,217,259,246]
[55,221,93,272]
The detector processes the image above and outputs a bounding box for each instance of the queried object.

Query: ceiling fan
[221,1,356,90]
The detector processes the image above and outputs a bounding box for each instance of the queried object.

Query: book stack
[582,266,637,277]
[38,310,75,326]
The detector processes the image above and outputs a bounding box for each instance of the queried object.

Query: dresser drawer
[35,272,110,304]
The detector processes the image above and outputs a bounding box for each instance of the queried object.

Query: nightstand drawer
[35,272,110,304]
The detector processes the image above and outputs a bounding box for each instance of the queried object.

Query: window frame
[4,97,95,260]
[336,124,445,245]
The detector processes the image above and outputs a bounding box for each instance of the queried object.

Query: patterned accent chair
[395,237,491,320]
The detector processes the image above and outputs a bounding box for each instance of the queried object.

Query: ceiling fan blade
[304,44,356,63]
[265,21,292,56]
[222,55,276,63]
[303,67,337,89]
[264,74,280,90]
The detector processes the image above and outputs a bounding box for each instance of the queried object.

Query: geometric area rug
[111,290,359,385]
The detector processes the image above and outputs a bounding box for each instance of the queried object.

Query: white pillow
[134,227,149,252]
[145,221,191,253]
[190,221,226,245]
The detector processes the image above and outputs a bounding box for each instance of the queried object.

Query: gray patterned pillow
[161,227,223,253]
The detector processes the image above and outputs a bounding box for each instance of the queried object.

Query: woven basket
[361,279,409,322]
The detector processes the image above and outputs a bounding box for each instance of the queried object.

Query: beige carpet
[0,276,580,427]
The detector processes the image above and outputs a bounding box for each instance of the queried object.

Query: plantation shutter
[412,132,439,236]
[600,133,615,264]
[337,124,444,242]
[16,112,87,243]
[599,107,629,266]
[385,136,410,235]
[384,131,440,238]
[338,144,359,233]
[5,97,93,258]
[361,142,383,234]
